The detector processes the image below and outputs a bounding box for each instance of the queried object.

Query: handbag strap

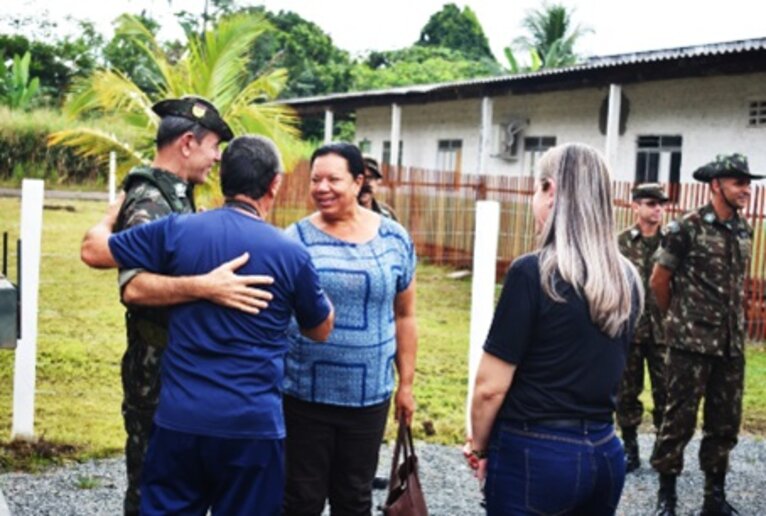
[387,414,416,487]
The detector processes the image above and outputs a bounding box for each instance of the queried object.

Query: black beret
[632,183,668,202]
[692,153,763,183]
[152,96,234,142]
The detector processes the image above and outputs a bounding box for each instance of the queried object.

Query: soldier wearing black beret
[650,154,762,515]
[80,96,267,516]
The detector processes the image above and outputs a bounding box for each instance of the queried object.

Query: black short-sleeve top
[483,253,638,423]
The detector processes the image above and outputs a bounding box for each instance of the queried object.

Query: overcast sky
[3,0,765,61]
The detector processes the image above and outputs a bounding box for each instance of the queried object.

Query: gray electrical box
[0,276,18,349]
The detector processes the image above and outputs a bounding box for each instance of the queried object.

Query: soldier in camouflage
[82,96,234,516]
[649,154,762,516]
[616,183,669,473]
[358,155,399,221]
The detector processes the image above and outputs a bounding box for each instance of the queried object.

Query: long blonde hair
[536,143,643,337]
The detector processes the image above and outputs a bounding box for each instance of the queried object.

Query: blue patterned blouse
[284,215,417,407]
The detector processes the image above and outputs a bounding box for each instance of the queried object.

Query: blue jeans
[485,420,626,516]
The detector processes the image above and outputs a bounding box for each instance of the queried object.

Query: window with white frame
[635,135,682,185]
[436,139,462,172]
[523,136,556,175]
[748,100,766,127]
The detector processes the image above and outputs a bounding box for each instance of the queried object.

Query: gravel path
[1,433,764,515]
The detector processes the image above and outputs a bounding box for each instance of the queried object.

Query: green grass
[1,196,765,472]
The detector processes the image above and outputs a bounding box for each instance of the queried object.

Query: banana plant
[1,51,40,110]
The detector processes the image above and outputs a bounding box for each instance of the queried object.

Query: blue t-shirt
[108,208,331,439]
[484,253,639,423]
[284,216,416,407]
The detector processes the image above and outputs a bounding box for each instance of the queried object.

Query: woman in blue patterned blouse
[283,142,418,516]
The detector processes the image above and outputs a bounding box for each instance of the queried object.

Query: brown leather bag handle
[388,413,416,488]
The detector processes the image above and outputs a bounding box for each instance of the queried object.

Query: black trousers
[283,395,391,516]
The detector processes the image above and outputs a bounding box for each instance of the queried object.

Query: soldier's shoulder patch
[703,212,716,224]
[630,228,640,239]
[666,220,681,233]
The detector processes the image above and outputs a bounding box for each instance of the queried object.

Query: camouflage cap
[363,155,383,179]
[152,96,234,142]
[632,182,668,202]
[692,153,763,183]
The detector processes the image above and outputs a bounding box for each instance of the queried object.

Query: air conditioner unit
[492,117,528,161]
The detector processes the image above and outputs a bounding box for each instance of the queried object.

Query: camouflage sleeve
[122,194,174,230]
[118,185,174,292]
[617,229,629,256]
[654,220,690,271]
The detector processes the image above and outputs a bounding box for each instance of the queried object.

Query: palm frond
[186,14,272,108]
[48,128,146,178]
[228,68,289,109]
[113,14,178,94]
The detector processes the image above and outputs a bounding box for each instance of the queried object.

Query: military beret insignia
[192,103,207,119]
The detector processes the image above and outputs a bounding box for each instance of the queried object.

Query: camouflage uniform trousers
[650,347,744,475]
[122,312,167,516]
[616,339,668,432]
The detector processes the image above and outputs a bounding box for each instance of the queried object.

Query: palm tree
[504,1,592,72]
[49,13,303,201]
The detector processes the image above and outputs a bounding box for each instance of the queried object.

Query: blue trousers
[140,426,284,516]
[485,421,625,516]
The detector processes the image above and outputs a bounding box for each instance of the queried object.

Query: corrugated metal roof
[279,37,766,107]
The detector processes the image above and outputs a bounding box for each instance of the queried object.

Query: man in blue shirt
[106,135,334,515]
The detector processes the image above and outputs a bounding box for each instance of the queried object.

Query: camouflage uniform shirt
[618,224,665,344]
[115,166,195,306]
[655,203,751,357]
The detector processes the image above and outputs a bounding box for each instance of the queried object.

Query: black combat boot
[654,473,677,516]
[700,472,740,515]
[622,426,640,473]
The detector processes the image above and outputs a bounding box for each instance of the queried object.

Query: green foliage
[48,12,303,203]
[352,46,503,90]
[0,51,40,110]
[504,1,592,72]
[417,3,495,61]
[247,8,352,100]
[0,107,112,183]
[76,475,101,489]
[102,13,164,94]
[0,22,103,106]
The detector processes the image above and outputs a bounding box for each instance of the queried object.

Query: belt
[526,418,611,430]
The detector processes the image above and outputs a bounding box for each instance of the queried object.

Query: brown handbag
[382,415,429,516]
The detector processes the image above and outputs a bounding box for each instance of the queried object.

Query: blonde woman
[467,143,643,515]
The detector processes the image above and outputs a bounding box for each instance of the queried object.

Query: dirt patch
[0,437,83,473]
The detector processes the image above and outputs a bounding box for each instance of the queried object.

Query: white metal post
[390,103,401,167]
[323,109,334,144]
[465,200,500,436]
[108,151,117,203]
[605,83,622,171]
[11,179,44,441]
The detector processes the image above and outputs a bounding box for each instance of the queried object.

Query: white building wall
[354,72,766,183]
